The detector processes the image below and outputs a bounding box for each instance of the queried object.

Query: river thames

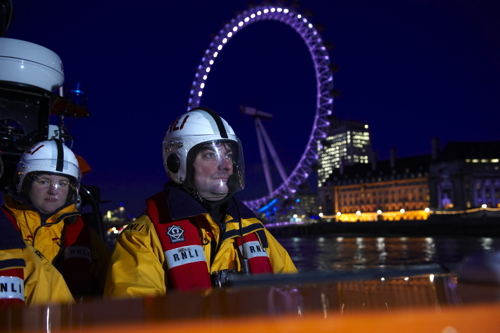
[277,235,500,273]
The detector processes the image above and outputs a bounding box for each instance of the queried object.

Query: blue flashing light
[68,82,88,108]
[258,198,278,212]
[296,198,300,203]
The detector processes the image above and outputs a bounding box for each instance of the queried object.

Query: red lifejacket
[2,208,92,296]
[235,233,273,274]
[61,216,92,296]
[0,211,26,307]
[146,191,273,291]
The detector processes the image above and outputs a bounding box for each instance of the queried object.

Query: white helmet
[16,140,81,196]
[162,107,245,195]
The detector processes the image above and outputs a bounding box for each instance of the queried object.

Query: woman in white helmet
[2,140,109,299]
[14,140,81,214]
[105,107,297,298]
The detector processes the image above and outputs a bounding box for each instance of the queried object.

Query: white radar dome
[0,38,64,91]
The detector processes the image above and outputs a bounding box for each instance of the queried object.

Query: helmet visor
[17,158,81,194]
[185,140,244,201]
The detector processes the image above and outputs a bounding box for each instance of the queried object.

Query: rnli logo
[173,247,201,262]
[167,115,190,133]
[0,276,24,301]
[65,246,92,261]
[164,245,206,269]
[241,241,269,260]
[167,225,185,243]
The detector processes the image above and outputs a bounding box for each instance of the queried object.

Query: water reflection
[278,236,500,272]
[481,237,493,250]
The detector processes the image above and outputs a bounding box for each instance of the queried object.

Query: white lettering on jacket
[64,246,92,261]
[239,241,268,260]
[165,245,206,269]
[0,276,24,301]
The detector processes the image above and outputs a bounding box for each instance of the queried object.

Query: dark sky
[6,0,500,217]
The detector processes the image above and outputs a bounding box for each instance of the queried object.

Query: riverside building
[319,140,500,222]
[428,141,500,210]
[319,151,431,222]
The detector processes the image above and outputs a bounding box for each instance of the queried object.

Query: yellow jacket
[3,193,110,296]
[23,243,75,305]
[0,212,74,306]
[105,187,297,299]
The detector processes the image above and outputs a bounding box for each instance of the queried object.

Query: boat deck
[2,269,500,332]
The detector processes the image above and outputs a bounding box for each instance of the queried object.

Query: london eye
[187,4,335,212]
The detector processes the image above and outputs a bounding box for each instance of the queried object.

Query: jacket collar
[163,182,206,220]
[3,192,78,225]
[162,182,256,221]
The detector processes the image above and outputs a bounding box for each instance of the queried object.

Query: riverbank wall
[268,216,500,238]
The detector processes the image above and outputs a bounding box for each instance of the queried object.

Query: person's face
[193,142,234,201]
[28,174,71,214]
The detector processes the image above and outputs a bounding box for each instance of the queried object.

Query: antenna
[0,0,13,37]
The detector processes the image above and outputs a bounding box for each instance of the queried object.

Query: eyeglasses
[33,176,71,189]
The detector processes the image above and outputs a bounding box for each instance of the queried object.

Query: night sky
[6,0,500,217]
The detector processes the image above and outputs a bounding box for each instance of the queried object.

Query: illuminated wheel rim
[187,5,334,211]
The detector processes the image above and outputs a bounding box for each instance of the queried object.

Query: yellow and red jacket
[104,184,297,299]
[2,193,110,297]
[0,211,74,306]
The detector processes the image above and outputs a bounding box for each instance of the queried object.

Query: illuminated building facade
[428,141,500,210]
[317,118,373,187]
[319,154,432,222]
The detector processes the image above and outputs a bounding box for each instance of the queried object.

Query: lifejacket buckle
[211,269,239,289]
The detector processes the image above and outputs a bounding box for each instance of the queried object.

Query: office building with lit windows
[317,118,373,187]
